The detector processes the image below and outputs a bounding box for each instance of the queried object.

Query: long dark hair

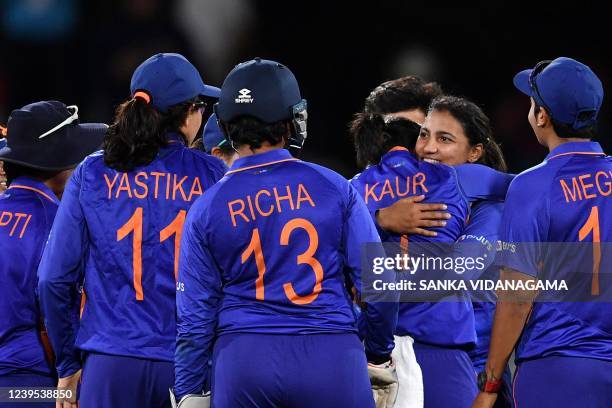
[364,76,443,115]
[428,96,507,172]
[103,97,198,172]
[350,113,421,169]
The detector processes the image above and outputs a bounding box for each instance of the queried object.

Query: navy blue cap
[0,101,107,170]
[216,58,303,123]
[203,113,228,153]
[513,57,603,130]
[130,53,220,113]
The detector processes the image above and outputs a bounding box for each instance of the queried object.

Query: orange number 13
[117,208,186,301]
[241,218,324,305]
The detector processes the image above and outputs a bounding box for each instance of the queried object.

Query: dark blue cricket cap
[216,57,303,123]
[203,113,227,153]
[130,53,220,113]
[0,101,107,170]
[513,57,603,130]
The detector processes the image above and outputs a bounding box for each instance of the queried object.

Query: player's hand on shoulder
[377,194,450,236]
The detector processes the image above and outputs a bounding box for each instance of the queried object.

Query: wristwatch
[477,370,502,393]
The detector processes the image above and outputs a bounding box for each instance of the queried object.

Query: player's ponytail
[428,96,508,172]
[350,112,421,169]
[104,97,197,172]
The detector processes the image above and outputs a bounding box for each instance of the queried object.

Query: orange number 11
[117,208,187,301]
[578,206,601,296]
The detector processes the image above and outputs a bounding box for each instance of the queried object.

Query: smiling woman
[417,96,507,171]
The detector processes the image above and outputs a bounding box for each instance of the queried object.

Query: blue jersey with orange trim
[350,147,512,347]
[0,178,58,376]
[498,141,612,362]
[37,133,226,377]
[174,148,398,397]
[461,200,504,369]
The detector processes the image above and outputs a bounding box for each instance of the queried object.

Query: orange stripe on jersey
[399,234,409,271]
[80,289,87,319]
[226,158,299,175]
[389,146,410,153]
[8,185,56,203]
[548,151,606,161]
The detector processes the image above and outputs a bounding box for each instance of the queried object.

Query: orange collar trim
[8,185,56,203]
[547,151,606,161]
[226,158,299,175]
[388,146,410,153]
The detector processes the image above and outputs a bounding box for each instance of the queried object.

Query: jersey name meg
[559,170,611,203]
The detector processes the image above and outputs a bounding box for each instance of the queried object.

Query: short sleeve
[496,173,549,277]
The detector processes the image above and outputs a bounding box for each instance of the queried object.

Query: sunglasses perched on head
[528,60,552,113]
[191,100,207,114]
[38,105,79,139]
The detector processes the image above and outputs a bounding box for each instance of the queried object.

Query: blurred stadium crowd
[0,0,609,175]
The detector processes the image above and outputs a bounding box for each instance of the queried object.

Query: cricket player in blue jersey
[472,57,611,408]
[360,81,515,407]
[0,101,106,407]
[366,93,512,407]
[414,96,513,408]
[202,113,237,167]
[350,111,512,408]
[37,53,225,408]
[173,58,398,408]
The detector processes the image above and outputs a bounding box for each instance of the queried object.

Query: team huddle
[0,53,610,408]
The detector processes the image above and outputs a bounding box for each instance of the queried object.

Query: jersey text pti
[0,211,32,238]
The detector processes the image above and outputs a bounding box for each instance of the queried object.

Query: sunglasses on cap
[528,60,553,114]
[38,105,79,139]
[191,100,207,115]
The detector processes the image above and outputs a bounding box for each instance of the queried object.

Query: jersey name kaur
[363,173,428,204]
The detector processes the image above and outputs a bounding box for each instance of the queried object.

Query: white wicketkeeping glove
[368,359,399,408]
[169,388,211,408]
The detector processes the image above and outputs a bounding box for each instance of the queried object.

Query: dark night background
[0,0,609,177]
